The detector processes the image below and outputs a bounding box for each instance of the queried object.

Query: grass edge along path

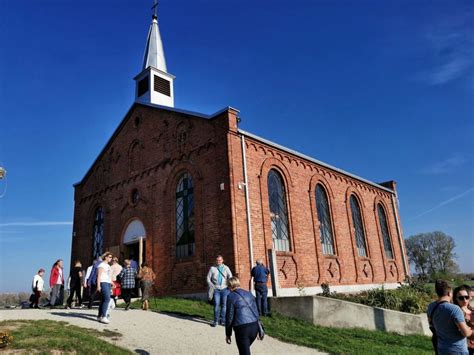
[126,297,433,355]
[0,319,132,354]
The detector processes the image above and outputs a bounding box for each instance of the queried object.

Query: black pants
[235,321,258,355]
[122,288,133,305]
[67,284,82,306]
[88,285,98,308]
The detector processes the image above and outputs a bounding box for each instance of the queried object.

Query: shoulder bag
[235,290,265,340]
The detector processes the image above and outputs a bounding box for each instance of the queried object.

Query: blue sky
[0,0,473,292]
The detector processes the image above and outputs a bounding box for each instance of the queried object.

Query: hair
[256,258,263,265]
[74,260,81,266]
[453,285,471,306]
[102,252,113,260]
[52,259,63,268]
[435,279,452,297]
[227,276,241,290]
[38,268,45,274]
[141,262,148,268]
[124,259,131,267]
[216,255,223,260]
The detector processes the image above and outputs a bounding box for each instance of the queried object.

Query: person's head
[216,255,224,266]
[74,260,82,267]
[227,276,241,291]
[113,257,119,264]
[453,285,471,308]
[256,258,263,265]
[102,252,113,263]
[435,279,452,298]
[124,259,131,267]
[96,255,102,262]
[141,262,148,268]
[38,268,45,276]
[53,259,63,268]
[469,289,474,310]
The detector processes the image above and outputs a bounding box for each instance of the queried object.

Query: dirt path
[0,308,325,354]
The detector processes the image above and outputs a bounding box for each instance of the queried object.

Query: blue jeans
[213,288,229,324]
[255,284,268,316]
[98,282,111,318]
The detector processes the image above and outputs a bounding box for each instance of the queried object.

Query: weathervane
[151,0,158,19]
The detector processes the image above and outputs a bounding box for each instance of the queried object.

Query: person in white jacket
[30,268,45,308]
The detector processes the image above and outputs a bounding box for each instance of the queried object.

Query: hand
[97,287,101,293]
[226,336,231,344]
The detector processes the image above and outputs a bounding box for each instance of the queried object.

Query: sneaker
[211,322,217,327]
[97,316,101,321]
[78,304,85,309]
[99,317,110,324]
[66,305,72,309]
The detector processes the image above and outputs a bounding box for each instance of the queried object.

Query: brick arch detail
[258,157,297,254]
[308,174,339,283]
[372,197,398,281]
[344,187,372,282]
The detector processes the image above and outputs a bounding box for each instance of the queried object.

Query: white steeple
[134,8,175,108]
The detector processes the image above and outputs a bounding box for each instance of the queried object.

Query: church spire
[134,1,175,108]
[142,3,167,72]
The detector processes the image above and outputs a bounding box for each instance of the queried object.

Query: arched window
[350,195,368,257]
[176,172,195,258]
[92,207,104,259]
[315,184,335,255]
[377,204,393,259]
[268,169,290,251]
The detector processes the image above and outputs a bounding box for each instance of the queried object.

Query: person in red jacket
[49,259,64,308]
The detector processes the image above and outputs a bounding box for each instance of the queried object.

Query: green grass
[425,280,474,293]
[0,319,132,354]
[125,297,432,354]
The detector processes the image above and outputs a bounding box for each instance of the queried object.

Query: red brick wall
[71,103,407,296]
[71,104,237,295]
[227,133,408,291]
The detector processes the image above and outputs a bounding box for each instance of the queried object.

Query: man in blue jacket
[251,258,270,317]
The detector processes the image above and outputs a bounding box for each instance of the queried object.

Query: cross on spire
[151,0,158,19]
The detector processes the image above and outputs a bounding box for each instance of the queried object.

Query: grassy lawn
[126,297,432,355]
[0,319,132,354]
[425,280,474,293]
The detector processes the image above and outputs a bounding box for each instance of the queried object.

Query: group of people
[428,280,474,355]
[207,256,270,355]
[30,253,156,324]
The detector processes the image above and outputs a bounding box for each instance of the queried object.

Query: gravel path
[0,308,325,355]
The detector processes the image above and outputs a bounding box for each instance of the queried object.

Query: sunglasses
[457,295,470,301]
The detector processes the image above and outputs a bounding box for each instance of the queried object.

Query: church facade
[71,11,409,296]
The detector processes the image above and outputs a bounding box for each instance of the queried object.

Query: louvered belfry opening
[154,75,171,96]
[138,76,149,97]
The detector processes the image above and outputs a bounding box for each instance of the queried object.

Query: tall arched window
[350,195,368,257]
[377,204,393,259]
[315,184,335,255]
[92,207,104,259]
[268,169,290,251]
[176,172,195,258]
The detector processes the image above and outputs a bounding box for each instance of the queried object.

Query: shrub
[318,279,433,314]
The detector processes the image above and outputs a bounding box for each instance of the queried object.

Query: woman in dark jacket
[225,276,259,355]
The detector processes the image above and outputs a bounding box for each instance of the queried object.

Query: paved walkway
[0,308,325,354]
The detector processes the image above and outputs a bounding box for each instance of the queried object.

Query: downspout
[241,135,254,288]
[390,192,409,278]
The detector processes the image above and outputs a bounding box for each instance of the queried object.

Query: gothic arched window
[92,207,104,259]
[350,195,368,257]
[377,203,394,259]
[268,169,291,251]
[315,184,335,255]
[176,172,195,258]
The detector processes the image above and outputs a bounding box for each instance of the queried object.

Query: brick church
[71,10,409,297]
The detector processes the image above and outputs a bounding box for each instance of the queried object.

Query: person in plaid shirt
[118,259,137,310]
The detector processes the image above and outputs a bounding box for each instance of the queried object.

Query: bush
[319,279,433,314]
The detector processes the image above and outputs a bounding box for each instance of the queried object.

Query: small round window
[131,189,140,205]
